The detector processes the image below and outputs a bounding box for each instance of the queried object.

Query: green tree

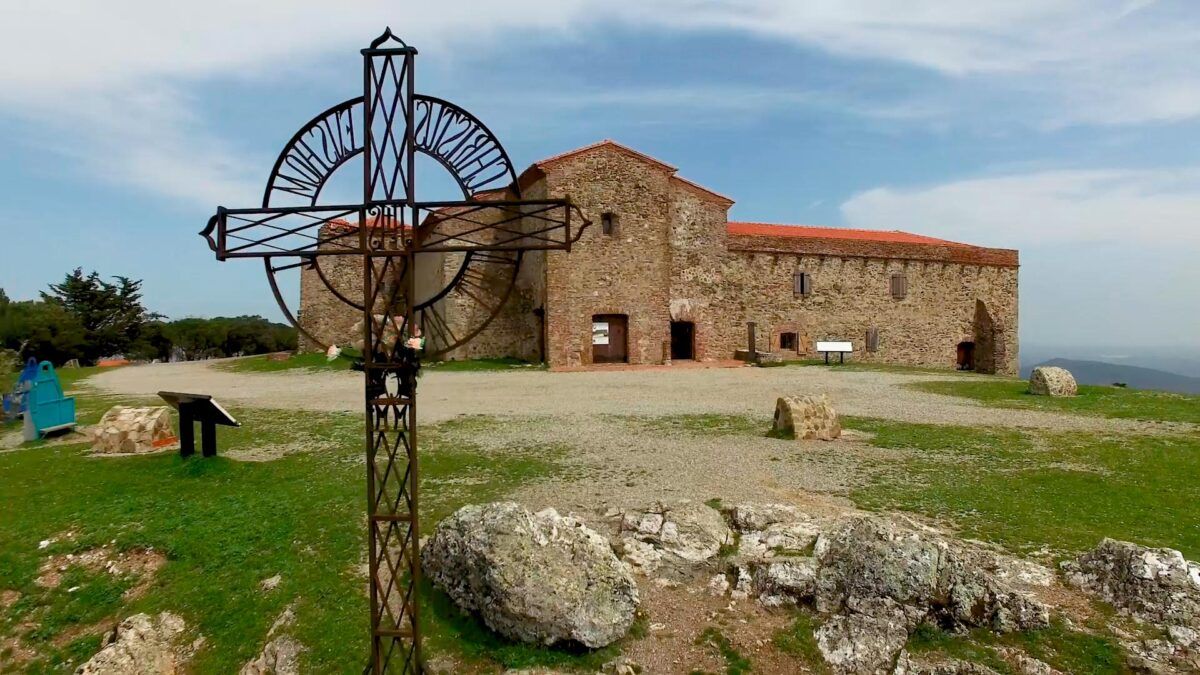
[42,269,159,363]
[0,299,87,365]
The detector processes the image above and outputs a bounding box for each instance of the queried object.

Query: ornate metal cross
[201,29,586,673]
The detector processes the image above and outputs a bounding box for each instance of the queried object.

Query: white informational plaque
[816,341,853,353]
[592,322,609,345]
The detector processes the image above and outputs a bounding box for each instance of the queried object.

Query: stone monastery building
[299,140,1018,375]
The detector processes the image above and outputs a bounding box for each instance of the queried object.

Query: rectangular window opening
[601,212,617,236]
[793,271,812,297]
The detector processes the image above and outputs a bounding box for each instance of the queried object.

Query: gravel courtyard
[90,359,1161,433]
[86,360,1176,514]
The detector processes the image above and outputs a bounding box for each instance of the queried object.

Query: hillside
[1026,358,1200,394]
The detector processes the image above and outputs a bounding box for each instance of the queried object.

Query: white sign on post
[592,322,609,345]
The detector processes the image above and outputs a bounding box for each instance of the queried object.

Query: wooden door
[592,314,628,363]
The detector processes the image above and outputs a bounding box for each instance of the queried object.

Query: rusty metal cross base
[201,29,587,673]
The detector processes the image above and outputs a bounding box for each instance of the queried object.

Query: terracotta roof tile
[727,222,971,248]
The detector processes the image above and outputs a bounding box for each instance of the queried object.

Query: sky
[0,1,1197,350]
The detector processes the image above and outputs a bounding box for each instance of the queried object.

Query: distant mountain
[1024,358,1200,395]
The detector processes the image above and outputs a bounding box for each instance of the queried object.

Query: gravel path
[89,359,1175,435]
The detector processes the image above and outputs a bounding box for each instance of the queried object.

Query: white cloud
[840,167,1200,346]
[840,168,1200,249]
[1,1,1197,205]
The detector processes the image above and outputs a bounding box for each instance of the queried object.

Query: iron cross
[201,28,586,673]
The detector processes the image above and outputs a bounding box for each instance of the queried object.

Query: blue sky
[1,1,1198,349]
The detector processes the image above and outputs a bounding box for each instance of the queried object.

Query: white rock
[422,502,639,649]
[75,612,188,674]
[1028,366,1077,397]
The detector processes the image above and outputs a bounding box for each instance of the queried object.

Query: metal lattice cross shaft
[201,29,586,674]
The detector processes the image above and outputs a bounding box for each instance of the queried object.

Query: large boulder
[76,612,188,674]
[90,406,176,454]
[1062,538,1200,627]
[422,502,639,649]
[773,394,841,440]
[1028,367,1077,397]
[813,516,1048,632]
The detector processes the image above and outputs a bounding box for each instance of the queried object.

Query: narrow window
[890,273,908,300]
[780,332,798,351]
[866,327,880,353]
[601,212,617,236]
[793,271,812,297]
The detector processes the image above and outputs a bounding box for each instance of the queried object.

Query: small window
[601,212,617,236]
[866,327,880,353]
[780,332,798,351]
[890,273,908,300]
[793,271,812,297]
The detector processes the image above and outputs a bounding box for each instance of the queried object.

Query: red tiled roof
[727,222,970,247]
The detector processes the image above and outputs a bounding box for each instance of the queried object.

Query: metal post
[201,420,217,457]
[179,404,195,457]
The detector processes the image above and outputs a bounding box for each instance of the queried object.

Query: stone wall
[704,253,1019,375]
[540,144,676,366]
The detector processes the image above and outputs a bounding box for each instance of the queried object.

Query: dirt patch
[36,546,166,597]
[622,579,812,674]
[0,589,20,610]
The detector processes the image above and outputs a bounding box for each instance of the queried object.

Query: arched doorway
[956,341,975,370]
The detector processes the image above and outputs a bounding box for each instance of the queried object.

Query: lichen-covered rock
[752,558,817,606]
[239,637,304,675]
[76,612,188,674]
[1028,366,1077,397]
[619,500,732,566]
[730,503,806,531]
[739,521,822,559]
[422,502,638,648]
[1062,538,1200,627]
[815,597,911,674]
[90,406,175,454]
[813,516,1048,632]
[814,516,946,614]
[773,394,841,440]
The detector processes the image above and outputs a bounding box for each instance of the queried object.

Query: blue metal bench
[25,361,76,439]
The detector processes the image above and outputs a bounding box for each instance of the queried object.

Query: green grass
[910,379,1200,425]
[0,391,600,673]
[780,359,967,375]
[772,610,826,671]
[696,627,752,675]
[846,417,1200,558]
[907,620,1128,674]
[424,357,544,372]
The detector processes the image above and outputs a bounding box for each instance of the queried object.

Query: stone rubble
[1063,538,1200,672]
[614,500,733,575]
[773,394,842,440]
[1028,366,1077,397]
